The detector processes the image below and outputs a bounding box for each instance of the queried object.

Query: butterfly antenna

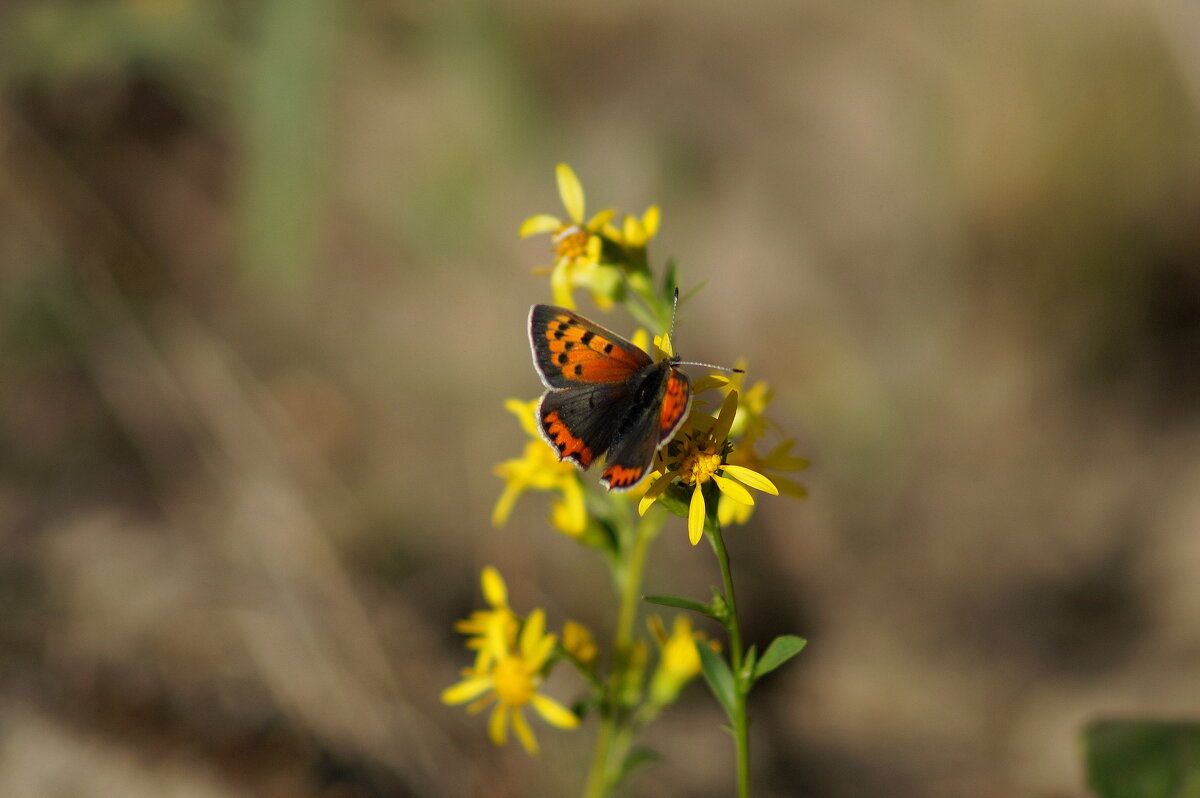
[669,286,680,342]
[676,359,745,374]
[668,288,744,373]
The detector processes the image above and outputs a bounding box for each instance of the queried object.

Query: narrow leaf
[617,747,662,785]
[754,635,808,681]
[743,644,758,681]
[697,641,736,722]
[643,594,720,620]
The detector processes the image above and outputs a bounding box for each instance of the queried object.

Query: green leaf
[626,297,660,332]
[680,279,709,305]
[1084,719,1200,798]
[617,746,662,785]
[643,594,721,620]
[709,590,730,620]
[661,259,679,301]
[742,644,758,681]
[753,635,808,681]
[697,640,736,722]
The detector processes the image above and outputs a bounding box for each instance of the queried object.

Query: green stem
[709,522,750,798]
[582,707,616,798]
[582,508,660,798]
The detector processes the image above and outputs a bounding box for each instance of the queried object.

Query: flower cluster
[444,164,809,795]
[442,568,579,754]
[493,164,807,545]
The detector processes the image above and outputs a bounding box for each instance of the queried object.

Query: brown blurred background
[2,1,1199,796]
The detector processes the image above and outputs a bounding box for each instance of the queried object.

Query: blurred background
[2,1,1199,796]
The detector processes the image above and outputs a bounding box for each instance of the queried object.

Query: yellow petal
[491,482,521,527]
[551,479,587,536]
[718,493,754,526]
[622,214,646,247]
[631,328,650,352]
[562,620,597,665]
[520,214,563,237]
[586,208,616,231]
[710,390,738,444]
[584,233,603,262]
[528,635,556,672]
[520,609,546,660]
[556,163,585,223]
[766,452,810,472]
[712,473,755,505]
[488,703,509,746]
[721,464,779,495]
[638,473,672,516]
[641,205,660,238]
[773,476,810,499]
[481,567,508,608]
[505,398,540,438]
[531,693,580,730]
[442,676,493,705]
[511,707,540,755]
[550,261,576,309]
[691,375,732,394]
[485,610,510,658]
[716,493,735,526]
[688,487,706,545]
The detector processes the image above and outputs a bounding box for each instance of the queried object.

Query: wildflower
[639,390,779,545]
[562,620,598,668]
[493,399,587,536]
[442,607,580,754]
[647,615,713,705]
[616,205,661,250]
[519,163,618,309]
[705,364,809,525]
[454,567,519,668]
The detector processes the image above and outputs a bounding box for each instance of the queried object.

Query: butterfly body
[529,305,691,491]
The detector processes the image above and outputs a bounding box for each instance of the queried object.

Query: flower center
[681,450,722,486]
[553,225,590,262]
[492,655,536,707]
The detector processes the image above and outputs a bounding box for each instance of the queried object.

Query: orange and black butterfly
[528,305,693,491]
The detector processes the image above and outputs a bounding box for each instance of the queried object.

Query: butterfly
[528,305,695,491]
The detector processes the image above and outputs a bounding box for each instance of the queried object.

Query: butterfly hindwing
[601,368,692,491]
[537,381,632,470]
[529,305,652,390]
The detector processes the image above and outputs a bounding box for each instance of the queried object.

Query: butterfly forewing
[529,305,652,390]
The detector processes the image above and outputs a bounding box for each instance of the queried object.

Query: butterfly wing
[529,305,653,390]
[537,382,631,471]
[601,368,692,491]
[528,305,692,490]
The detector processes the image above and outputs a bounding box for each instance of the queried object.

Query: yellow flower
[442,608,580,755]
[519,163,618,309]
[561,620,598,668]
[454,567,518,669]
[603,204,661,251]
[647,615,714,704]
[639,390,779,545]
[493,399,587,536]
[705,363,809,525]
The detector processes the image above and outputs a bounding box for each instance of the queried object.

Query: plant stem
[582,508,660,798]
[709,522,751,798]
